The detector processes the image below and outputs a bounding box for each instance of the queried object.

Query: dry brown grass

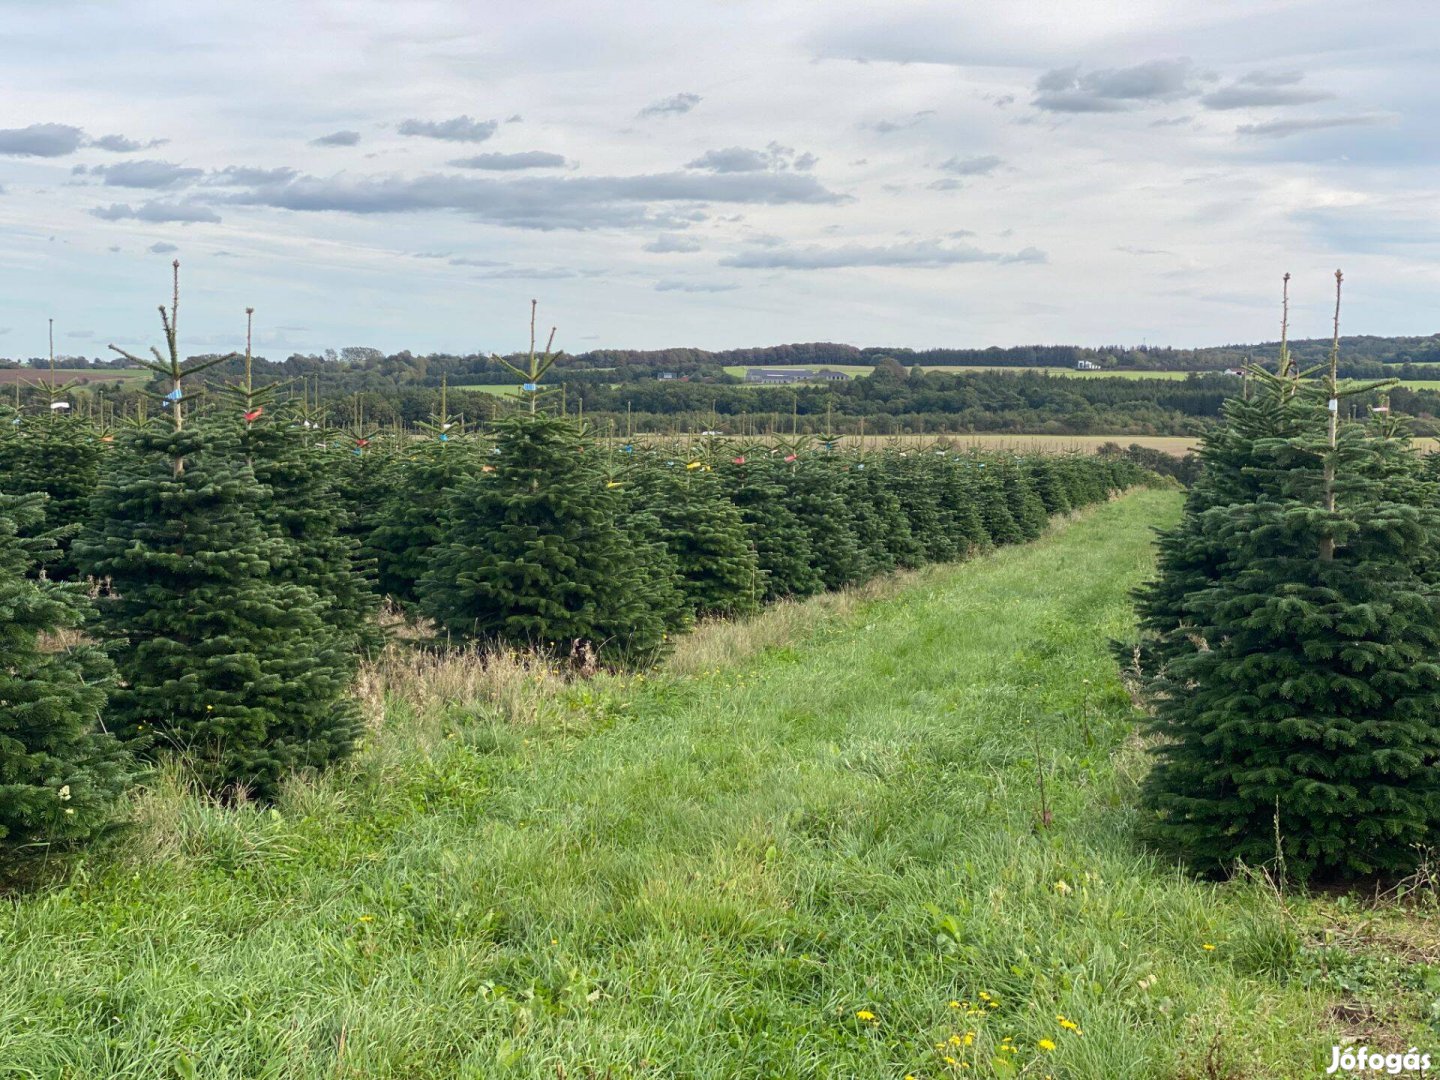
[358,641,571,729]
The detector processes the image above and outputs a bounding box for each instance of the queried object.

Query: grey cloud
[1033,59,1200,113]
[92,133,165,152]
[311,130,361,147]
[91,200,221,223]
[655,280,737,292]
[210,166,299,186]
[92,159,203,188]
[505,114,523,123]
[472,266,583,280]
[688,147,771,173]
[149,242,178,253]
[1201,85,1332,110]
[868,110,934,133]
[720,239,1046,270]
[928,178,963,191]
[644,234,702,253]
[639,92,701,117]
[1237,114,1388,137]
[223,169,841,230]
[448,256,507,266]
[940,154,1003,175]
[0,122,86,157]
[447,151,567,170]
[66,330,94,339]
[397,116,498,142]
[1240,70,1304,87]
[689,143,816,173]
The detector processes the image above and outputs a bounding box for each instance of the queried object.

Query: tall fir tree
[1,492,136,856]
[76,265,359,797]
[1136,271,1440,879]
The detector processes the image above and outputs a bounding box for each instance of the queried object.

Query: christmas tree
[0,491,135,855]
[223,309,381,655]
[631,459,760,618]
[421,314,672,664]
[369,380,479,609]
[719,453,823,601]
[1138,272,1440,879]
[75,265,359,797]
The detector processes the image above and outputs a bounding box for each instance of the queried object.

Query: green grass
[721,364,1220,381]
[2,490,1434,1077]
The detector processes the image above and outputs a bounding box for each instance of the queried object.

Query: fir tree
[780,454,869,589]
[719,453,823,601]
[0,414,104,580]
[1138,271,1440,879]
[632,461,760,618]
[76,265,359,797]
[421,412,671,665]
[0,492,135,855]
[224,309,381,655]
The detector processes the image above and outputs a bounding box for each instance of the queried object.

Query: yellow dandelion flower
[978,992,991,1001]
[855,1010,876,1022]
[357,914,374,923]
[949,1035,962,1046]
[1059,1019,1080,1032]
[963,1032,974,1046]
[1202,943,1216,951]
[943,1056,957,1066]
[1038,1039,1057,1052]
[948,1000,961,1009]
[1054,879,1072,895]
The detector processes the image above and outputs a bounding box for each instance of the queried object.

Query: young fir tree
[780,453,870,590]
[1024,457,1074,516]
[932,452,991,554]
[889,453,959,564]
[1139,271,1440,879]
[421,412,672,664]
[422,313,673,664]
[0,413,104,580]
[998,460,1050,542]
[719,453,823,601]
[368,381,479,609]
[966,458,1024,546]
[75,264,359,797]
[631,460,760,618]
[1,492,135,855]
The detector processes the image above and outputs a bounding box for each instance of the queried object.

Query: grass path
[0,490,1424,1078]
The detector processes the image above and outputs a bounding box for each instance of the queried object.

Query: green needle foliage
[77,425,362,798]
[0,414,105,580]
[631,464,760,618]
[1135,272,1440,880]
[718,455,823,601]
[0,492,135,856]
[421,413,672,665]
[370,437,478,609]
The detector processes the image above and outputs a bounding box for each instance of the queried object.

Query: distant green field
[450,383,519,395]
[722,364,1220,381]
[0,367,150,386]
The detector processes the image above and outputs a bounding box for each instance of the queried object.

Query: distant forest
[5,332,1438,436]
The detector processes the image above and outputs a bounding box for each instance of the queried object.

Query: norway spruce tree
[1138,272,1440,879]
[780,453,869,589]
[76,266,359,797]
[1,492,135,856]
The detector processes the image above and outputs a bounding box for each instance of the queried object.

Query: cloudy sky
[1,0,1435,358]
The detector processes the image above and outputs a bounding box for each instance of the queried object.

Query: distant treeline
[9,333,1440,437]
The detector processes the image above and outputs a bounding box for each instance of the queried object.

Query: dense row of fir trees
[0,281,1145,862]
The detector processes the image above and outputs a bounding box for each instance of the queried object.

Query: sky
[1,0,1436,359]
